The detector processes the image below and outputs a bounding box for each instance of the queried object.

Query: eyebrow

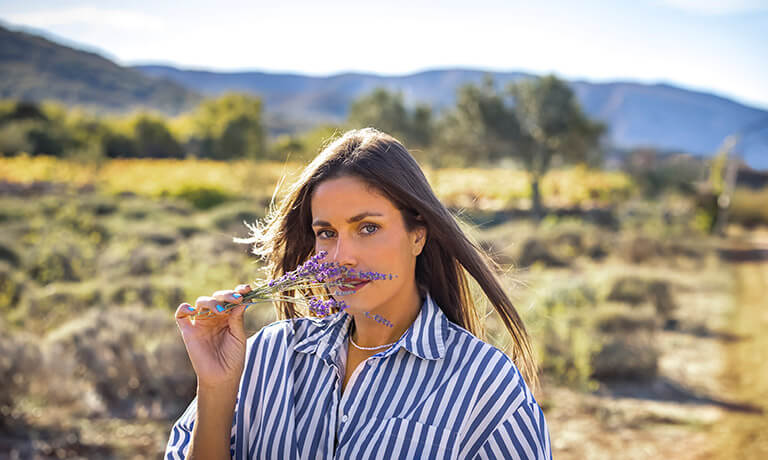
[312,211,384,227]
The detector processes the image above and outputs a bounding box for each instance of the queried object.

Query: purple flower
[308,297,349,316]
[191,251,394,319]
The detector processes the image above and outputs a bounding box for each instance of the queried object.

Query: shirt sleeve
[470,402,552,460]
[164,394,240,460]
[164,320,293,459]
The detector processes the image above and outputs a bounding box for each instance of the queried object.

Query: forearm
[188,382,239,460]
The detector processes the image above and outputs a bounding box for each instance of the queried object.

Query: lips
[338,278,371,292]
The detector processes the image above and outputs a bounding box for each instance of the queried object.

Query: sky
[1,0,767,109]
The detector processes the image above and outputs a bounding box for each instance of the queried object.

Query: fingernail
[216,305,224,312]
[187,305,195,311]
[233,293,241,298]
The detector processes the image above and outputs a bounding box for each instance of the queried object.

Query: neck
[349,284,423,349]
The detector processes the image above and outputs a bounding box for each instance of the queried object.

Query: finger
[195,295,229,318]
[212,290,244,308]
[176,302,197,319]
[175,302,196,331]
[235,284,252,295]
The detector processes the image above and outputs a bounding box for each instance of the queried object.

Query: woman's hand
[175,284,252,389]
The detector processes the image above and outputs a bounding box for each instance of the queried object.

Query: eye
[315,224,379,240]
[315,229,336,239]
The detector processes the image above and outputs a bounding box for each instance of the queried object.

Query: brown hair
[238,127,538,389]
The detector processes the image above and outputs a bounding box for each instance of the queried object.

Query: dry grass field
[0,156,765,459]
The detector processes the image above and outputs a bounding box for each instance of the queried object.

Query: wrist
[197,378,240,396]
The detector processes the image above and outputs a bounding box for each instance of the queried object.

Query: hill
[0,25,200,114]
[1,23,764,168]
[136,65,768,169]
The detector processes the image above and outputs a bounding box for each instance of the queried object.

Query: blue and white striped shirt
[166,292,552,459]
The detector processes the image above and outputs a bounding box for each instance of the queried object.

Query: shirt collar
[292,291,449,362]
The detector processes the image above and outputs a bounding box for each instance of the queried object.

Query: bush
[589,305,660,381]
[12,281,102,333]
[517,238,569,268]
[607,277,678,320]
[0,262,24,310]
[43,308,196,418]
[0,322,43,429]
[730,187,768,227]
[105,277,184,309]
[169,185,233,210]
[525,281,601,389]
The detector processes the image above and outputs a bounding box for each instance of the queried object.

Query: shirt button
[341,414,348,422]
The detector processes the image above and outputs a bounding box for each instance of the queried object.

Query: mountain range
[135,65,768,169]
[1,23,766,168]
[0,25,199,114]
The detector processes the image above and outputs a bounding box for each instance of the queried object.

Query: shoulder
[444,324,552,458]
[443,321,537,408]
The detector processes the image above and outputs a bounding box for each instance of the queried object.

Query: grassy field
[0,154,635,209]
[0,156,765,458]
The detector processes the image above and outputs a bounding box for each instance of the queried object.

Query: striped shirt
[166,292,552,459]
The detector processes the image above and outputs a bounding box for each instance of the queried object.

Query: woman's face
[311,175,426,315]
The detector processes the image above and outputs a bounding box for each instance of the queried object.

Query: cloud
[5,6,165,32]
[659,0,768,15]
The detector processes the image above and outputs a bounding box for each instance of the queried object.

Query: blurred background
[0,0,766,458]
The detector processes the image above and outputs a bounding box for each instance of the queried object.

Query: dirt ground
[544,232,768,460]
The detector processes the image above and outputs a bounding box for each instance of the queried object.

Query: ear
[411,227,427,256]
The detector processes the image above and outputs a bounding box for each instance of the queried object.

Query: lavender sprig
[191,251,396,319]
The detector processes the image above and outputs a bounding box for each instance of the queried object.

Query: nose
[329,234,357,268]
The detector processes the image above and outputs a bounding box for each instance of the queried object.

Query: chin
[334,285,376,313]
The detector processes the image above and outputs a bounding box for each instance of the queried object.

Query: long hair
[237,127,538,389]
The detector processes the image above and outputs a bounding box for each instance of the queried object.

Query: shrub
[105,277,184,309]
[12,281,102,333]
[517,238,569,268]
[0,262,24,310]
[43,308,196,418]
[607,277,678,320]
[169,185,233,210]
[0,321,43,429]
[730,187,768,227]
[525,280,601,389]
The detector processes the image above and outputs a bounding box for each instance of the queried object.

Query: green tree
[0,101,80,157]
[269,124,344,162]
[508,75,605,217]
[347,88,433,150]
[132,114,183,158]
[437,75,526,166]
[438,75,603,216]
[185,93,267,160]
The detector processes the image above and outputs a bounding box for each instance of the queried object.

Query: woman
[166,128,552,459]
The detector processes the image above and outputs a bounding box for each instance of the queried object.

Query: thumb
[228,303,248,343]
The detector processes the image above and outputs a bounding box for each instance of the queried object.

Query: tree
[437,74,604,216]
[131,114,184,158]
[185,93,267,160]
[508,75,605,217]
[437,75,527,166]
[347,88,433,150]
